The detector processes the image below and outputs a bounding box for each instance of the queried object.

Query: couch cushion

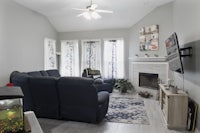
[46,69,60,77]
[27,71,42,77]
[57,77,98,122]
[59,77,94,86]
[94,78,104,84]
[29,77,59,119]
[39,70,49,76]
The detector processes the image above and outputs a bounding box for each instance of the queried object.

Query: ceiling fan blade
[77,12,85,17]
[96,10,113,13]
[90,4,98,10]
[72,8,88,12]
[77,12,92,20]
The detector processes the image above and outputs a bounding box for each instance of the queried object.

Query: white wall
[0,0,58,86]
[0,1,7,85]
[128,2,173,82]
[173,0,200,131]
[128,0,200,131]
[128,2,173,58]
[58,29,129,77]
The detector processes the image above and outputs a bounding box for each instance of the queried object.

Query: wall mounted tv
[165,32,184,74]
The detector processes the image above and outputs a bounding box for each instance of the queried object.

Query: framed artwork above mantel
[139,25,159,51]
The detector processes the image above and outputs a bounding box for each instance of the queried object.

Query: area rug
[105,96,150,125]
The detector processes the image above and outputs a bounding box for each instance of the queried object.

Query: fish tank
[0,87,24,133]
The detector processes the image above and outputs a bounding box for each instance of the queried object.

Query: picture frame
[139,25,159,51]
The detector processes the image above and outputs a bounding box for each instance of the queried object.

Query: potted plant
[114,79,134,93]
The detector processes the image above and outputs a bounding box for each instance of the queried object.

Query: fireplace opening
[139,72,158,90]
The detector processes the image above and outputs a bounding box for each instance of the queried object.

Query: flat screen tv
[165,32,184,74]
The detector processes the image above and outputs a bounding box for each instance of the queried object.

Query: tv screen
[165,32,184,74]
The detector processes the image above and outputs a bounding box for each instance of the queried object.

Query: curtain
[81,40,101,73]
[60,40,79,76]
[103,39,124,79]
[44,38,57,70]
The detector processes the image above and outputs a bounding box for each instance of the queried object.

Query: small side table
[24,111,43,133]
[159,84,188,129]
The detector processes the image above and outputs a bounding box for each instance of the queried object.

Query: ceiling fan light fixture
[81,11,101,20]
[82,12,92,20]
[73,0,112,20]
[91,12,101,19]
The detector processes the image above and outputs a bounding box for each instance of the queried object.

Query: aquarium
[0,87,24,133]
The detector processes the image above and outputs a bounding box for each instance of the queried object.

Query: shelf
[129,57,167,62]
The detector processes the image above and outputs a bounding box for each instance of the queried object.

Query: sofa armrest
[96,91,109,123]
[103,78,116,85]
[98,91,109,105]
[10,72,33,111]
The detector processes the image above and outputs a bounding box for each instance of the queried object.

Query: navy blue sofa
[10,70,109,123]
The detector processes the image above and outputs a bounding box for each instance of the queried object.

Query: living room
[0,0,200,133]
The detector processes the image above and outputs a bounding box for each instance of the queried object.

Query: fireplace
[139,72,158,90]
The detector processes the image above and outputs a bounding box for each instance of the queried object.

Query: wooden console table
[159,84,188,129]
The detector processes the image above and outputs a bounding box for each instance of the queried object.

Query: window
[103,39,124,78]
[44,38,57,70]
[60,40,79,76]
[81,39,101,73]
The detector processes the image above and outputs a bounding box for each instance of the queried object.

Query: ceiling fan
[72,0,113,20]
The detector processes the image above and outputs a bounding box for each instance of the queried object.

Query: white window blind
[44,38,57,70]
[60,40,79,76]
[81,39,101,73]
[103,39,124,78]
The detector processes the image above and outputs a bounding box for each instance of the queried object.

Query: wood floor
[38,91,191,133]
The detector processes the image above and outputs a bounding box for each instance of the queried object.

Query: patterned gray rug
[105,96,150,125]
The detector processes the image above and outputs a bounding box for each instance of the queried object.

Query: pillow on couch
[87,69,101,79]
[93,75,101,79]
[94,78,104,84]
[88,69,101,75]
[46,69,61,77]
[27,71,42,77]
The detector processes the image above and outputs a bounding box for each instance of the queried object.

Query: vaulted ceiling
[13,0,174,32]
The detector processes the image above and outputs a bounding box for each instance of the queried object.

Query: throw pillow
[94,78,104,84]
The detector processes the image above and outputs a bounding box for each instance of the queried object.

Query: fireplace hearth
[139,72,158,90]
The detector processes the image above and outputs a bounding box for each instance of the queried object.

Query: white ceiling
[13,0,174,32]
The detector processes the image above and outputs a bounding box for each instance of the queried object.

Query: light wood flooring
[38,91,191,133]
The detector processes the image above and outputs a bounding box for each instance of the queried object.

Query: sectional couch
[10,70,110,123]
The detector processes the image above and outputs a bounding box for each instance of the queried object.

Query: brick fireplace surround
[129,61,169,98]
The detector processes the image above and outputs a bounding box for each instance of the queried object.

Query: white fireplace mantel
[129,56,167,62]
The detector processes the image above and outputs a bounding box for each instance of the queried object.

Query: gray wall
[128,2,174,82]
[0,0,58,86]
[0,1,7,86]
[58,29,129,77]
[128,0,200,131]
[173,0,200,131]
[128,2,173,58]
